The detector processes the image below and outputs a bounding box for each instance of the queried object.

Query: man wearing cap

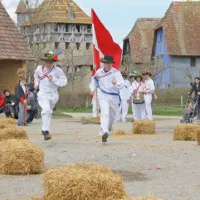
[142,70,155,120]
[116,69,132,122]
[90,55,124,143]
[34,51,67,140]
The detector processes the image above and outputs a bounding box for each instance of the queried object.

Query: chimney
[68,2,75,20]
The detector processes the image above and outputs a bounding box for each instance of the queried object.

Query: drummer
[131,72,146,120]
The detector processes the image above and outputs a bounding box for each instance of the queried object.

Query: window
[168,84,170,88]
[55,42,59,49]
[76,43,80,50]
[66,25,69,32]
[191,57,196,67]
[54,24,58,32]
[76,25,80,32]
[66,43,70,49]
[86,43,90,50]
[87,25,91,33]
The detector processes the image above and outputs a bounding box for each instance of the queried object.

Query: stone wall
[0,60,26,93]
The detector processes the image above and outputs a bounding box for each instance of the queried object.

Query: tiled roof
[0,2,34,60]
[124,18,160,63]
[155,1,200,56]
[23,0,91,26]
[16,0,27,14]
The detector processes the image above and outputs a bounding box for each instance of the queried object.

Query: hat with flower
[40,51,59,62]
[141,69,152,76]
[120,69,128,76]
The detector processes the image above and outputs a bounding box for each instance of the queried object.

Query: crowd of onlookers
[0,77,39,126]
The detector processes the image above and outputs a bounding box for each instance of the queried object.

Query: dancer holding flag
[34,51,67,140]
[90,9,124,143]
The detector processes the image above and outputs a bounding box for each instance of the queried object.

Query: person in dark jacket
[28,77,39,119]
[4,89,18,119]
[15,68,28,126]
[189,77,200,118]
[26,90,37,124]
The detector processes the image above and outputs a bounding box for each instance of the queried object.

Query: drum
[133,92,145,104]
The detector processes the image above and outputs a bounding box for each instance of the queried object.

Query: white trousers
[132,103,146,120]
[145,102,153,120]
[38,92,58,131]
[99,97,118,135]
[144,94,153,120]
[92,99,99,118]
[116,99,129,122]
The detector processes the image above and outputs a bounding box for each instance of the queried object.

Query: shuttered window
[191,57,196,67]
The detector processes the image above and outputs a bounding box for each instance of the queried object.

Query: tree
[122,55,167,81]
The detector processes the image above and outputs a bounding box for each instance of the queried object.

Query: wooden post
[181,95,183,109]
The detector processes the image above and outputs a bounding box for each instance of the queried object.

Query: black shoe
[44,131,52,141]
[102,132,108,143]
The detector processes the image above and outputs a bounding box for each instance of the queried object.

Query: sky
[2,0,185,47]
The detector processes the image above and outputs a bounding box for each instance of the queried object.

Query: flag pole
[92,9,99,117]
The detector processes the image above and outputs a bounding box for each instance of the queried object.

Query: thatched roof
[0,2,34,60]
[23,0,91,26]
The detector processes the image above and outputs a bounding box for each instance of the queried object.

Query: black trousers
[27,109,37,123]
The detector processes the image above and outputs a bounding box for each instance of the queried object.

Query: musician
[132,72,146,120]
[142,70,155,120]
[90,55,124,143]
[34,51,67,140]
[116,69,132,122]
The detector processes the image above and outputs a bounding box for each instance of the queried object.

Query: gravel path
[0,115,200,200]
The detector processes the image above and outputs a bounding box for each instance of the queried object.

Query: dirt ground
[0,114,200,200]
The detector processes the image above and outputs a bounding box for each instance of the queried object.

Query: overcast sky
[2,0,185,46]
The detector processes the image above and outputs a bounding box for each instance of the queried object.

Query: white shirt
[143,78,155,94]
[34,65,67,93]
[132,81,145,93]
[120,79,132,100]
[90,67,124,99]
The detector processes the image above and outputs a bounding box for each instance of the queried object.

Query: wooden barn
[0,2,34,93]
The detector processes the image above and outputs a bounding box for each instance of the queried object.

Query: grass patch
[54,105,183,117]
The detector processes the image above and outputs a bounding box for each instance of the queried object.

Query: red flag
[91,9,122,76]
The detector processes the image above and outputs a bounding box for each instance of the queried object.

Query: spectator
[0,92,5,114]
[26,90,37,124]
[15,70,28,126]
[28,77,39,119]
[4,89,18,119]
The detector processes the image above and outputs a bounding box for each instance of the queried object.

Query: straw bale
[0,127,28,141]
[0,139,44,175]
[133,120,156,134]
[196,131,200,145]
[0,118,16,125]
[113,130,127,136]
[81,117,100,124]
[43,163,126,200]
[0,123,15,129]
[173,124,200,141]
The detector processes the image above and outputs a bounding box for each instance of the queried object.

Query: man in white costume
[131,72,146,120]
[34,52,67,140]
[90,55,124,143]
[142,70,155,120]
[116,70,131,122]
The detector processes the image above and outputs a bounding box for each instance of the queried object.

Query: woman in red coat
[0,92,5,114]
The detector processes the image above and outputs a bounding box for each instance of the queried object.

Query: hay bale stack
[173,124,200,141]
[133,120,156,134]
[0,139,44,175]
[0,123,15,129]
[113,130,127,136]
[0,118,16,126]
[0,127,28,141]
[43,163,126,200]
